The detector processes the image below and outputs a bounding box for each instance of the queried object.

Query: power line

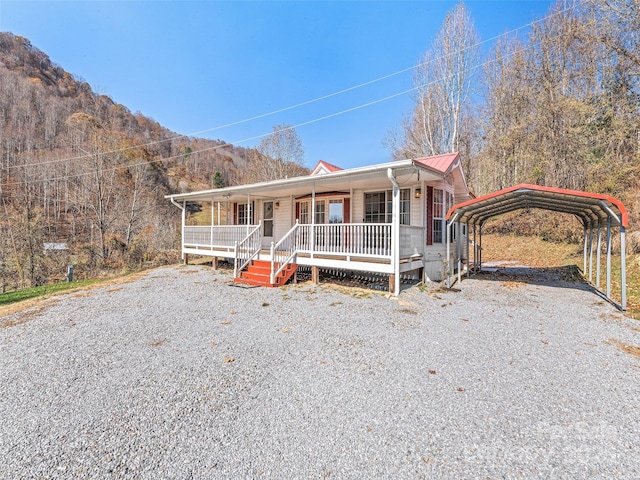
[1,40,536,188]
[2,4,571,173]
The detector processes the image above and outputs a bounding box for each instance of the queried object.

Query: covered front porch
[168,156,471,294]
[181,222,426,282]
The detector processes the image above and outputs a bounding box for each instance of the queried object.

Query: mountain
[0,32,252,288]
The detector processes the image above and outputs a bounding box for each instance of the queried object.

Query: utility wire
[0,47,527,188]
[3,4,573,172]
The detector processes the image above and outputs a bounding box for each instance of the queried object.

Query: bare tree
[389,2,480,159]
[246,124,307,182]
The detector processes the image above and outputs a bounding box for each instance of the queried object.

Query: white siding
[274,198,293,240]
[352,189,364,223]
[411,186,423,227]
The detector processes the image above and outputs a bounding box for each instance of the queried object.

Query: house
[166,152,473,295]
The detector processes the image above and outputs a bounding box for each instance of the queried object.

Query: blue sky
[0,1,552,169]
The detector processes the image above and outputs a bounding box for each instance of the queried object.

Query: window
[329,199,343,224]
[432,189,455,243]
[398,189,411,225]
[364,189,410,224]
[433,189,444,243]
[364,192,386,223]
[315,200,325,224]
[238,203,251,225]
[299,201,310,224]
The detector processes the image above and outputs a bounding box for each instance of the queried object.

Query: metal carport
[446,184,629,310]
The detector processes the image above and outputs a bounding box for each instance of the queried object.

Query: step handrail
[270,220,299,284]
[234,221,263,278]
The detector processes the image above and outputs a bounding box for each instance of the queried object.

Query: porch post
[388,169,400,295]
[214,198,216,250]
[247,194,251,235]
[181,201,186,263]
[311,184,316,258]
[393,181,400,295]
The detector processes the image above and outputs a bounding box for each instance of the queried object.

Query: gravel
[1,264,639,479]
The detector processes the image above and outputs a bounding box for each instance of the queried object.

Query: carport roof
[446,184,629,228]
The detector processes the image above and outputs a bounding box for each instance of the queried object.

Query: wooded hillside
[0,32,256,290]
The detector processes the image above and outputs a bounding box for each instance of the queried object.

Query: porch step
[234,260,297,287]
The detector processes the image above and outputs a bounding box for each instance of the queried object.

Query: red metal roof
[310,160,343,175]
[446,183,629,227]
[413,152,460,175]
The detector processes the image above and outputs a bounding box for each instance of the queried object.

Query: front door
[262,201,274,247]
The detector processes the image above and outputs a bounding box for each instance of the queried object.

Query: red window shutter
[426,186,433,245]
[233,203,238,225]
[295,202,300,222]
[343,197,351,223]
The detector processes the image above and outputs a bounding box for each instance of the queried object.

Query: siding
[274,198,293,239]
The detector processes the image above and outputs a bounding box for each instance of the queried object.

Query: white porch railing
[270,221,299,284]
[234,222,262,278]
[297,223,393,258]
[184,225,258,249]
[399,225,424,258]
[184,222,426,266]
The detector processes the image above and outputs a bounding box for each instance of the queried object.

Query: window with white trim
[433,189,444,243]
[364,189,410,224]
[299,201,310,224]
[315,200,325,224]
[238,203,250,225]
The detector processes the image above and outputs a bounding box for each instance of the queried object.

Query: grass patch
[0,269,152,321]
[0,280,98,307]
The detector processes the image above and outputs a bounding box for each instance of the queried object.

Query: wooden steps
[234,259,297,287]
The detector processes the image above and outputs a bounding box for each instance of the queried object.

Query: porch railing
[399,225,424,258]
[297,223,393,258]
[270,221,299,284]
[234,222,262,278]
[184,225,258,249]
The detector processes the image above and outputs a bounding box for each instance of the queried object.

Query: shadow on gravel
[468,264,594,293]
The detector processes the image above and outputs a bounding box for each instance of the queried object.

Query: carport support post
[445,223,451,288]
[466,221,470,278]
[457,223,462,285]
[583,224,588,275]
[445,212,459,288]
[473,222,477,272]
[596,220,602,289]
[621,226,627,311]
[606,217,612,299]
[478,222,483,272]
[589,222,593,283]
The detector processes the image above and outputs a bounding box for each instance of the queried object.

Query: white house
[166,152,473,294]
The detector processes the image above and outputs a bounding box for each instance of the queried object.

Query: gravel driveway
[1,264,639,479]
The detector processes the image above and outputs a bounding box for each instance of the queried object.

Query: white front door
[262,201,274,247]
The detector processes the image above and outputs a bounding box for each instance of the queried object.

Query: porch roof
[165,157,455,204]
